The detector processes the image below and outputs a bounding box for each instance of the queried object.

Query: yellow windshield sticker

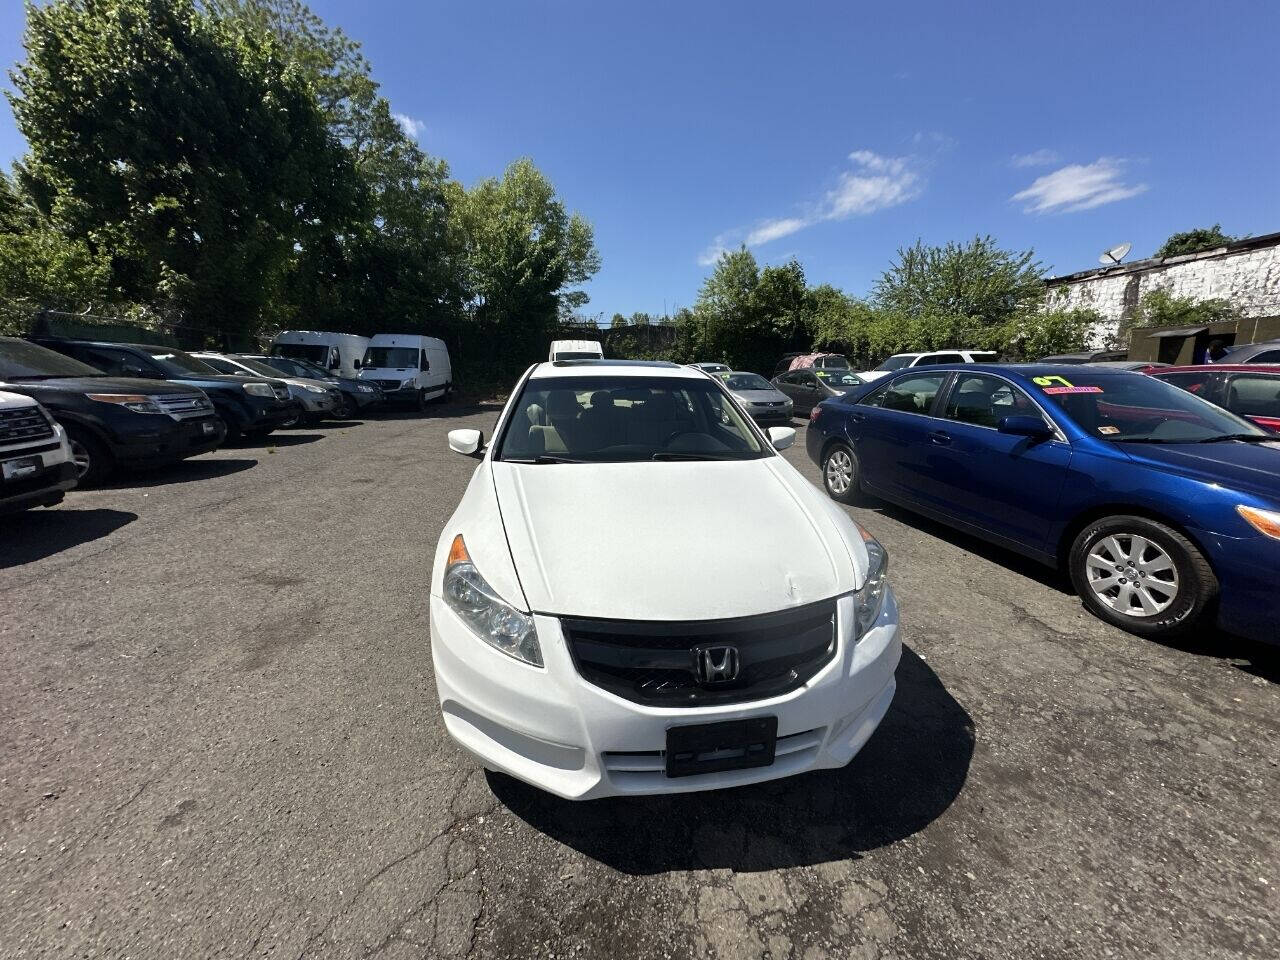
[1033,375,1074,387]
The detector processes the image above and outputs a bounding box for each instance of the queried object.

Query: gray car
[1221,340,1280,364]
[194,352,342,426]
[718,371,794,424]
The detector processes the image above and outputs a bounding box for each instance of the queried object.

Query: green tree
[452,157,600,364]
[1154,225,1235,259]
[1003,306,1107,360]
[610,312,627,328]
[1130,288,1239,329]
[873,236,1044,345]
[8,0,356,341]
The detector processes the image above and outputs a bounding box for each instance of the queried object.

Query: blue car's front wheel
[1069,515,1218,639]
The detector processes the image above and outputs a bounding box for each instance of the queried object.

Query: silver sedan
[718,371,794,424]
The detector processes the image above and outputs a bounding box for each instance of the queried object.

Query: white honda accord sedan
[429,359,901,799]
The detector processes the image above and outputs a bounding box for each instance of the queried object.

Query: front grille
[272,385,289,402]
[154,393,214,421]
[561,600,837,707]
[0,406,55,445]
[374,379,404,391]
[753,400,786,408]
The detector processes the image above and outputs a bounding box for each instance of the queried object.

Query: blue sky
[2,1,1278,321]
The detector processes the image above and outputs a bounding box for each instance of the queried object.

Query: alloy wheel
[825,449,853,495]
[1085,533,1180,618]
[69,438,92,479]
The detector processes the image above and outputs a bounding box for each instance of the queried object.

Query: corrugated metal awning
[1146,326,1208,339]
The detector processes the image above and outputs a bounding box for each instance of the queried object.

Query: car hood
[1118,440,1280,500]
[732,389,789,403]
[490,458,856,619]
[0,376,208,395]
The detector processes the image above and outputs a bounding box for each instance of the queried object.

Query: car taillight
[809,405,821,423]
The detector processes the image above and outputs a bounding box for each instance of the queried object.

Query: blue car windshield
[1029,372,1267,443]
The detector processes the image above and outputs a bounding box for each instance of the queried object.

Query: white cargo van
[270,330,370,379]
[359,334,452,407]
[549,339,603,361]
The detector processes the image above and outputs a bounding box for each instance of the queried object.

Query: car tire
[64,425,114,486]
[822,442,861,505]
[215,408,243,443]
[340,394,358,418]
[1068,515,1217,639]
[415,388,428,412]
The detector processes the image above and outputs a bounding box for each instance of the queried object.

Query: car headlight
[301,383,327,394]
[443,535,542,666]
[402,379,416,389]
[1237,505,1280,541]
[853,525,889,637]
[87,393,164,415]
[357,385,374,393]
[242,382,275,398]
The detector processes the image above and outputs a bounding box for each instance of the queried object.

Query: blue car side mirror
[998,415,1053,438]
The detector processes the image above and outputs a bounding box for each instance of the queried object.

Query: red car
[1150,364,1280,432]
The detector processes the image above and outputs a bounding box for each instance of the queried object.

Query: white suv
[0,390,76,514]
[858,349,1000,382]
[430,359,900,799]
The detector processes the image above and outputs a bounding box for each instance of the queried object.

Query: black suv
[31,339,299,442]
[0,337,225,484]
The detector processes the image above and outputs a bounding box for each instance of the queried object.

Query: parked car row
[0,329,457,509]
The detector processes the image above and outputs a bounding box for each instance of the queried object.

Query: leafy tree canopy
[1130,288,1239,329]
[1154,224,1235,259]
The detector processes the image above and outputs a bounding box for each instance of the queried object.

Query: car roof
[530,359,696,379]
[1152,364,1280,373]
[885,363,1142,378]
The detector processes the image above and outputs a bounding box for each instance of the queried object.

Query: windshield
[818,355,850,369]
[816,371,864,388]
[364,346,418,369]
[554,351,602,361]
[230,356,287,378]
[198,355,242,375]
[272,342,329,364]
[722,373,773,391]
[287,358,333,378]
[1030,372,1267,443]
[496,375,767,462]
[874,355,915,372]
[0,338,106,378]
[145,348,220,376]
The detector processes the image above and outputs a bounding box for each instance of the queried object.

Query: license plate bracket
[665,716,778,778]
[201,421,216,435]
[2,455,42,481]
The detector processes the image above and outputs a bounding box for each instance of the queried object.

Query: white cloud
[1011,149,1059,168]
[1011,158,1148,213]
[394,113,425,139]
[746,217,808,246]
[698,149,921,264]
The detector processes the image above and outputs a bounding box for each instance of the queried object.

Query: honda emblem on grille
[693,645,740,685]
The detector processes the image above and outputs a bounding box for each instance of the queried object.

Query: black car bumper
[114,415,226,467]
[246,399,301,430]
[749,410,795,425]
[0,459,77,514]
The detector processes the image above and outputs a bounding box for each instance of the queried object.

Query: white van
[270,330,370,379]
[359,334,452,407]
[549,339,603,361]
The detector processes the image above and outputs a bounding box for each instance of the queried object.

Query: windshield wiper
[503,454,589,464]
[651,451,736,461]
[1111,437,1178,444]
[1195,433,1274,443]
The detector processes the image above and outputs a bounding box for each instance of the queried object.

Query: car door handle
[849,412,866,422]
[929,429,952,445]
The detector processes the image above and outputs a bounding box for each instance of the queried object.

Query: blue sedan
[806,364,1280,644]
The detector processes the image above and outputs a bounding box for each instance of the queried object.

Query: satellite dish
[1099,242,1132,265]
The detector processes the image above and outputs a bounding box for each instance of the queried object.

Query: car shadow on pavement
[236,433,322,447]
[489,647,974,874]
[377,401,505,422]
[1164,631,1280,684]
[0,508,137,569]
[318,419,365,429]
[102,458,258,489]
[862,499,1071,594]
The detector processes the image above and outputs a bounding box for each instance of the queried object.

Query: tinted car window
[1224,375,1280,418]
[0,338,106,378]
[145,348,220,376]
[722,373,773,391]
[1155,371,1215,395]
[1249,349,1280,363]
[861,373,947,414]
[873,355,914,372]
[815,371,863,388]
[918,353,964,365]
[943,374,1040,428]
[199,356,243,375]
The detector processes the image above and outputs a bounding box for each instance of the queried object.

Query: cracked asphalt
[2,404,1278,960]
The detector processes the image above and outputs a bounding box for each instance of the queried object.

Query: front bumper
[429,587,901,800]
[1,435,76,514]
[750,407,795,425]
[113,415,225,467]
[299,392,339,414]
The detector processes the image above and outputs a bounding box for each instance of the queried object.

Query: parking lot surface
[2,406,1278,960]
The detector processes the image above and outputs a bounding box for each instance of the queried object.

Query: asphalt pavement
[2,404,1277,960]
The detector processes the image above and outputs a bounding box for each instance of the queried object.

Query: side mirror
[767,426,796,450]
[448,428,485,458]
[998,415,1053,438]
[353,358,361,369]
